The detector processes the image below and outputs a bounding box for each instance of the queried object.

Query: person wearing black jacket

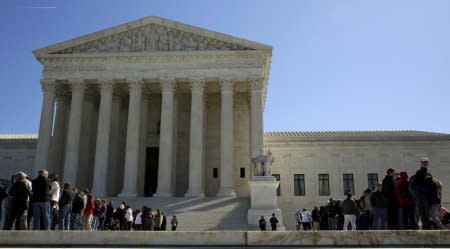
[58,183,74,230]
[5,172,31,230]
[31,170,51,230]
[269,213,279,231]
[382,168,399,229]
[371,182,387,229]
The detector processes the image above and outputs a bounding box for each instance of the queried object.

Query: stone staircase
[106,196,252,231]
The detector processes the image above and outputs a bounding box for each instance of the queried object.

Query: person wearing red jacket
[395,171,417,229]
[83,192,94,231]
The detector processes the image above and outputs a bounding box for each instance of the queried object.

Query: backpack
[408,175,417,198]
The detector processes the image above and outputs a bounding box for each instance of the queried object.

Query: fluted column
[155,78,176,197]
[92,81,114,197]
[185,78,206,197]
[63,80,85,185]
[119,80,143,197]
[250,78,264,158]
[34,80,56,175]
[51,95,70,175]
[218,79,236,197]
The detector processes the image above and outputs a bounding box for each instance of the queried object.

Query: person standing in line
[428,177,445,229]
[301,208,313,231]
[58,182,74,230]
[154,208,162,231]
[311,206,321,231]
[382,168,399,229]
[359,188,373,230]
[5,172,31,230]
[134,209,143,230]
[31,170,52,230]
[258,216,266,231]
[327,199,337,230]
[371,182,387,229]
[413,157,433,229]
[342,193,358,230]
[82,191,94,231]
[395,171,417,229]
[98,199,107,230]
[124,205,133,230]
[171,215,178,231]
[70,190,84,230]
[48,174,60,230]
[161,212,167,231]
[269,213,279,231]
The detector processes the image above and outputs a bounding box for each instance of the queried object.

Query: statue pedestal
[247,176,284,230]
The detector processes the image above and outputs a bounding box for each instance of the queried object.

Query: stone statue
[252,150,275,176]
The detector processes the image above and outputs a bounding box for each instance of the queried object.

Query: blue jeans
[58,204,71,230]
[417,193,431,229]
[372,208,387,230]
[32,202,51,230]
[328,217,337,230]
[70,213,82,230]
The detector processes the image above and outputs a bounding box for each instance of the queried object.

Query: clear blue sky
[1,0,449,134]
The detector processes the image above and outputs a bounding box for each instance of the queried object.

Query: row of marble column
[34,77,264,197]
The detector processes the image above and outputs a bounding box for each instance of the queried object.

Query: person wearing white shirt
[301,208,313,230]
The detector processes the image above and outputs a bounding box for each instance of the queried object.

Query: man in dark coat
[31,170,51,230]
[269,213,279,231]
[382,168,399,229]
[258,216,266,231]
[5,172,31,230]
[58,183,74,230]
[414,157,433,229]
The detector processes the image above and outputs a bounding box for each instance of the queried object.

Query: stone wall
[1,231,449,247]
[266,139,450,229]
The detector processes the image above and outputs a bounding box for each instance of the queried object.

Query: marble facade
[28,16,272,197]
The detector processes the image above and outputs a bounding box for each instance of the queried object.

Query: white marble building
[1,16,450,229]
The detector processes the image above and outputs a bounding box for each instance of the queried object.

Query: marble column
[34,80,56,175]
[185,78,206,197]
[217,79,236,197]
[138,94,150,196]
[155,78,176,197]
[119,80,143,197]
[250,78,264,158]
[92,81,114,197]
[51,95,69,175]
[63,80,85,185]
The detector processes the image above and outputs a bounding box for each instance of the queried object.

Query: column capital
[40,80,56,94]
[189,78,206,93]
[99,79,115,89]
[69,79,86,91]
[249,78,264,92]
[127,80,143,93]
[160,78,176,93]
[219,78,234,94]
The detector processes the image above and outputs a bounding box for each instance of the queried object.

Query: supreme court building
[1,16,450,229]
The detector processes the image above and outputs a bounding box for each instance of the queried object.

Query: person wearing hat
[5,172,31,230]
[414,157,433,229]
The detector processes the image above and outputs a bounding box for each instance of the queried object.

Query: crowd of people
[0,169,178,231]
[293,157,450,231]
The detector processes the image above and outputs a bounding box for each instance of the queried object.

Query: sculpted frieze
[53,24,254,54]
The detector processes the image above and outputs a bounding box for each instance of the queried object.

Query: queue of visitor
[292,158,449,231]
[0,170,178,231]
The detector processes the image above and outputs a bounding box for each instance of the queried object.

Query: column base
[217,188,237,197]
[153,192,173,197]
[184,191,205,198]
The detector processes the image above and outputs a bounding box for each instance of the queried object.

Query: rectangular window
[272,174,281,196]
[294,174,305,196]
[343,174,355,195]
[213,168,218,178]
[240,168,245,178]
[318,174,330,196]
[368,173,378,191]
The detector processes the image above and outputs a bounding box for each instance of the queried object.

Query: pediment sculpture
[53,24,253,54]
[252,150,275,176]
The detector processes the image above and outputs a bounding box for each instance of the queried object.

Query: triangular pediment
[34,16,271,56]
